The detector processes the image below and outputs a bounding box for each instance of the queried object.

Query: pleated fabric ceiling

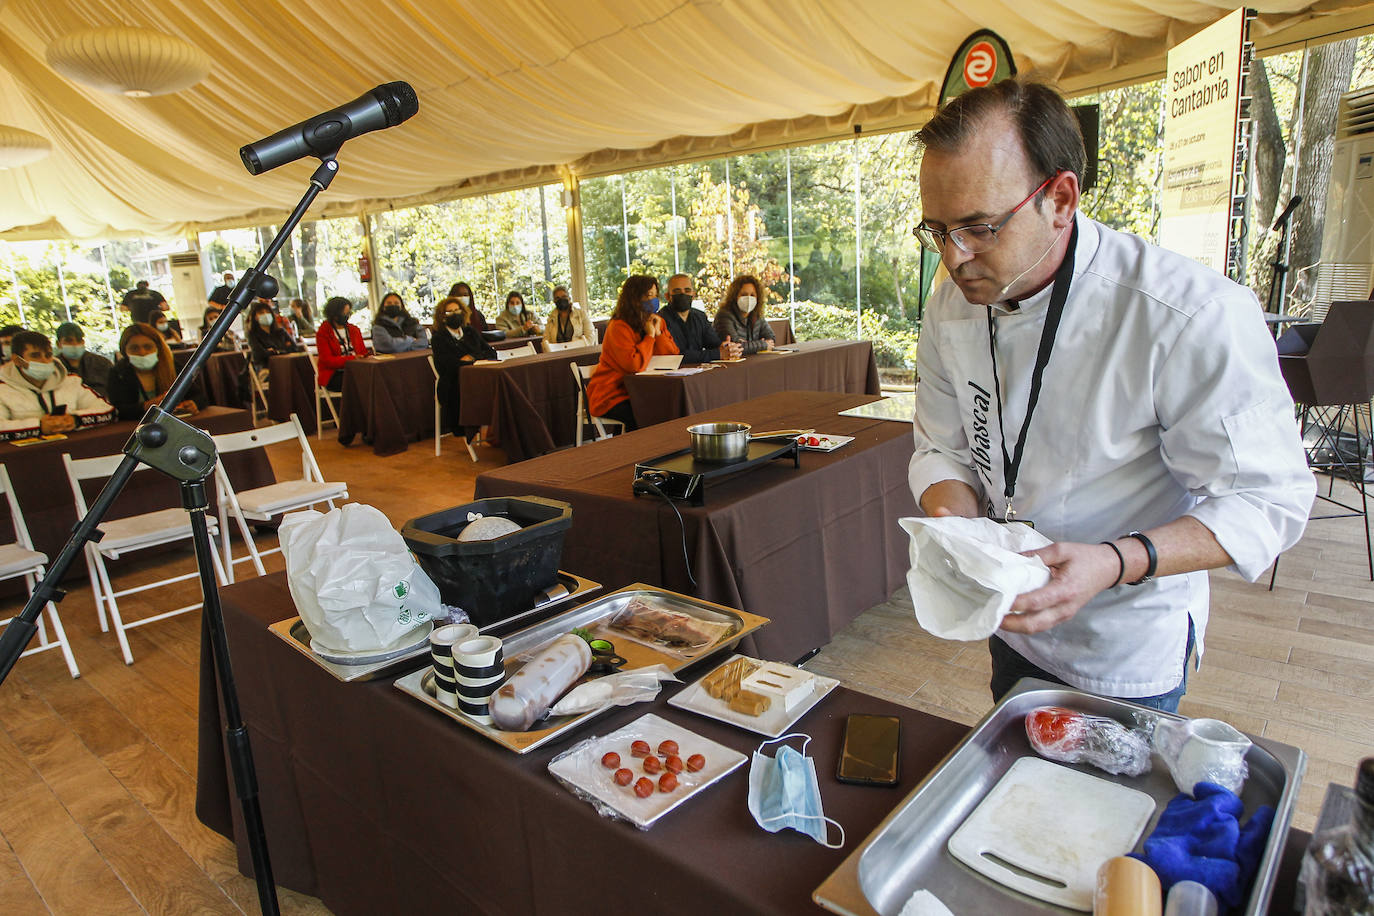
[1,0,1371,240]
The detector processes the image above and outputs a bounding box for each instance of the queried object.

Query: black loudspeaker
[1073,103,1099,194]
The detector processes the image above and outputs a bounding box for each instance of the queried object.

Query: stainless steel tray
[268,571,601,682]
[813,679,1306,916]
[393,583,769,754]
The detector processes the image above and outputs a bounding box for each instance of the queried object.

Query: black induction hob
[632,439,801,506]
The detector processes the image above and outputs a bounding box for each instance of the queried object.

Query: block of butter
[741,662,815,712]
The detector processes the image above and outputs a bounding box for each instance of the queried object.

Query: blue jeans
[988,618,1196,713]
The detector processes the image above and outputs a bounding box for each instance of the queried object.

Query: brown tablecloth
[172,348,251,409]
[0,407,275,581]
[475,390,913,661]
[267,352,316,428]
[336,350,435,456]
[624,339,879,430]
[458,346,603,463]
[196,573,1309,915]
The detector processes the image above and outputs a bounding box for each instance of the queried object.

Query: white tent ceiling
[2,0,1372,241]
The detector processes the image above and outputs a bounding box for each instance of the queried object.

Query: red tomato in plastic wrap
[686,753,706,772]
[601,752,621,769]
[664,755,684,774]
[658,772,679,793]
[630,740,651,757]
[642,755,662,774]
[1025,706,1082,750]
[613,768,634,786]
[658,740,679,757]
[634,777,654,798]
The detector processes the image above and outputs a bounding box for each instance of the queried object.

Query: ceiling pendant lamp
[0,125,51,169]
[46,26,211,97]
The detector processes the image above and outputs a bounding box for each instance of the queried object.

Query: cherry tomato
[658,739,679,757]
[634,777,654,798]
[630,740,651,757]
[1026,707,1082,748]
[601,751,621,769]
[642,755,662,774]
[806,436,820,447]
[613,768,634,786]
[658,772,679,793]
[686,753,706,772]
[664,755,684,774]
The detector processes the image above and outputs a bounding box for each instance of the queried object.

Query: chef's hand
[919,479,981,518]
[1000,542,1122,634]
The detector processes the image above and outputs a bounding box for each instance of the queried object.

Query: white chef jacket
[908,212,1315,697]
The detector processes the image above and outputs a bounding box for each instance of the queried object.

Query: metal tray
[393,584,769,754]
[268,571,601,682]
[813,679,1305,916]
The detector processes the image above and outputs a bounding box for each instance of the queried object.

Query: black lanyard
[33,390,56,414]
[335,325,353,355]
[985,221,1078,522]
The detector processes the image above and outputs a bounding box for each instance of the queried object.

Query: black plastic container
[401,496,572,627]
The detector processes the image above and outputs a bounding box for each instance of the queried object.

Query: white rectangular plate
[796,434,854,453]
[667,654,839,737]
[548,712,745,829]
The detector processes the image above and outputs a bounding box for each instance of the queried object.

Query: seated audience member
[248,301,301,369]
[544,285,596,347]
[121,280,166,324]
[0,324,24,363]
[316,296,369,391]
[713,275,776,354]
[587,275,679,431]
[106,323,203,421]
[0,330,114,439]
[54,321,114,400]
[288,298,315,337]
[149,307,184,343]
[432,296,497,439]
[661,273,741,363]
[372,292,430,352]
[448,282,489,332]
[201,304,241,351]
[494,291,543,336]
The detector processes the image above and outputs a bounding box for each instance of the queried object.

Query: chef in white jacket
[0,330,114,440]
[908,79,1314,711]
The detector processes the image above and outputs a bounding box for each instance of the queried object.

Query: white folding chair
[212,414,349,581]
[495,343,537,362]
[63,453,228,665]
[304,348,342,439]
[571,362,625,446]
[242,342,271,427]
[0,466,79,678]
[545,340,581,353]
[426,356,478,462]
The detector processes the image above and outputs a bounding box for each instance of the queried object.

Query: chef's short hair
[916,79,1085,189]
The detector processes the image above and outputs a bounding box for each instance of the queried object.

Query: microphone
[240,81,419,175]
[1271,195,1302,232]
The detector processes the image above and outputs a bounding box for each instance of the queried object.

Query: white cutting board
[947,757,1156,911]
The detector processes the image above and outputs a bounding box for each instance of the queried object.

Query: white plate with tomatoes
[795,433,854,452]
[547,712,746,829]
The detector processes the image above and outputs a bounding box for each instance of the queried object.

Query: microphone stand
[0,154,340,916]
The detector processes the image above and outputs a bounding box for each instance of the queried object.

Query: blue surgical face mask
[21,358,55,382]
[508,303,522,315]
[641,297,661,315]
[60,344,85,361]
[746,734,845,848]
[129,352,159,371]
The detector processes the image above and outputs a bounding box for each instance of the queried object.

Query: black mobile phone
[49,404,67,416]
[836,713,901,786]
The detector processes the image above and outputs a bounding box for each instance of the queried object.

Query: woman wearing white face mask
[147,307,184,344]
[54,321,114,401]
[0,330,114,439]
[106,323,203,420]
[247,301,301,372]
[493,291,542,336]
[712,275,776,355]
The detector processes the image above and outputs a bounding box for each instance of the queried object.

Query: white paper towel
[899,516,1053,641]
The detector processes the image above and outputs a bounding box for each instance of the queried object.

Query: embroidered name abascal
[967,379,995,488]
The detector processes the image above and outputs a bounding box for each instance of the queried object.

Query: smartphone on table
[836,713,901,786]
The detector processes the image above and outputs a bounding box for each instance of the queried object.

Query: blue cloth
[1130,781,1274,911]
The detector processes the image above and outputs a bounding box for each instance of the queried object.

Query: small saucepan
[686,422,814,463]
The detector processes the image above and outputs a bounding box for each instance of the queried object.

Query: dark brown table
[196,573,1309,915]
[266,352,316,429]
[475,390,914,662]
[0,407,275,581]
[336,349,435,457]
[458,345,602,463]
[492,334,545,353]
[173,348,250,409]
[623,339,879,430]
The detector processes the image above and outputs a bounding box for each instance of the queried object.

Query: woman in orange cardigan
[586,274,679,430]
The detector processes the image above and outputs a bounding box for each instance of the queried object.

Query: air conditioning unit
[169,250,207,327]
[1317,87,1374,319]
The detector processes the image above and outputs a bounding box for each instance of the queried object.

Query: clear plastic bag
[1025,706,1152,777]
[549,665,678,716]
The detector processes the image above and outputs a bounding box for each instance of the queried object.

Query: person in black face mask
[661,274,742,363]
[542,284,596,347]
[372,292,430,353]
[431,295,496,440]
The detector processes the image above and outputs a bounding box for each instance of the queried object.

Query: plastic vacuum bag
[1025,706,1153,777]
[549,665,678,716]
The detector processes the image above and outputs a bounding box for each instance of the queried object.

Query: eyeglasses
[914,171,1060,254]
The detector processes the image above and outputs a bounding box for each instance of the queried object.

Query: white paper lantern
[0,125,52,169]
[46,26,211,97]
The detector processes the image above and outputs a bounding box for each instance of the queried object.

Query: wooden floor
[1,428,1371,914]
